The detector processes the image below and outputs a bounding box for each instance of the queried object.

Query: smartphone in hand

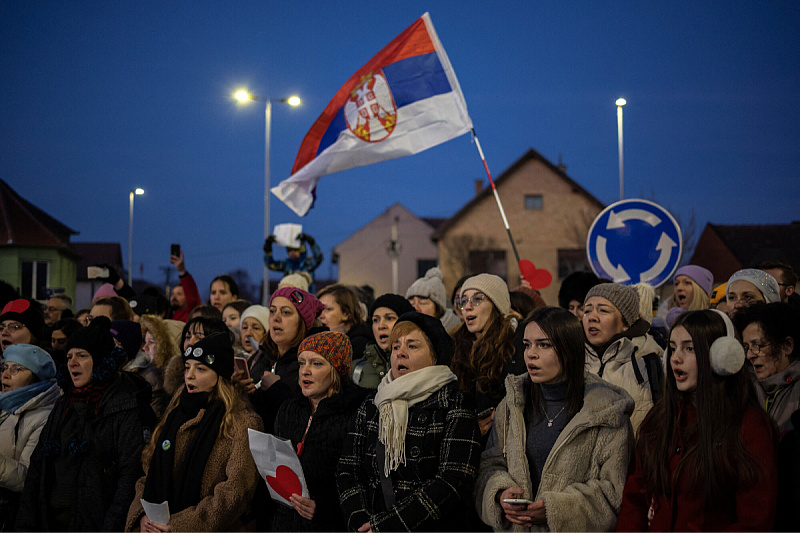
[234,357,250,379]
[171,243,181,257]
[502,498,533,505]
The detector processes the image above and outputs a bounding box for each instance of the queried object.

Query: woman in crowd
[48,317,82,368]
[617,310,778,531]
[221,300,251,331]
[735,302,800,434]
[208,275,239,312]
[126,332,263,532]
[583,283,663,432]
[726,268,781,317]
[351,294,414,389]
[668,265,713,312]
[0,344,59,531]
[164,317,230,398]
[337,312,482,531]
[557,271,601,319]
[133,315,179,418]
[475,307,634,531]
[406,267,461,333]
[1,299,45,354]
[452,274,522,438]
[317,283,372,361]
[16,317,154,531]
[272,331,366,531]
[263,287,324,393]
[239,304,271,379]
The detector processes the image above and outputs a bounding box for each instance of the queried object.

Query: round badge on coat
[161,440,171,451]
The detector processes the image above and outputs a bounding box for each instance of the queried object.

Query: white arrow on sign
[639,232,678,283]
[606,209,662,230]
[597,236,630,283]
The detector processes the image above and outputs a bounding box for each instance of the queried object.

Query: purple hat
[270,287,324,331]
[674,265,714,296]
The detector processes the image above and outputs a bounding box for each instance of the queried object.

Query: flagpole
[470,129,522,268]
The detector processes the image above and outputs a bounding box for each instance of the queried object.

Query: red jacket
[170,272,201,323]
[617,404,778,532]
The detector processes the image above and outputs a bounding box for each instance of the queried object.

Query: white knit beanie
[405,267,447,311]
[240,304,270,329]
[459,274,511,317]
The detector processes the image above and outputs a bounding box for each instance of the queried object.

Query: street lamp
[616,98,626,201]
[128,187,144,285]
[234,89,301,304]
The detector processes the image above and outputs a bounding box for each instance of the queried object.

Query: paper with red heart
[248,428,308,506]
[519,260,553,290]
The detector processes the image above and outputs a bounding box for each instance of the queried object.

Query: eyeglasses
[457,294,486,310]
[0,322,26,334]
[742,342,772,355]
[0,363,30,376]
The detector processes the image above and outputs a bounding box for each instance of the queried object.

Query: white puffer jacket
[0,382,61,492]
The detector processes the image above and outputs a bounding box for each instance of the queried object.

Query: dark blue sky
[2,1,798,299]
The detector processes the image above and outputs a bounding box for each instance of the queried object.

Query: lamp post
[234,90,301,304]
[615,98,626,201]
[128,187,144,285]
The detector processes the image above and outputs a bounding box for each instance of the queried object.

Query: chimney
[474,179,483,197]
[557,154,567,173]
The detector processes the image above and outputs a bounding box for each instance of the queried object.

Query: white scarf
[373,365,457,476]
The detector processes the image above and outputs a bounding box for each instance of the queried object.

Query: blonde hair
[139,314,179,369]
[387,321,436,364]
[669,278,711,311]
[141,374,244,468]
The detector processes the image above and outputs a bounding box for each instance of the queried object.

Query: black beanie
[0,298,45,342]
[394,311,455,367]
[370,293,414,319]
[66,316,116,361]
[110,320,143,361]
[183,332,234,379]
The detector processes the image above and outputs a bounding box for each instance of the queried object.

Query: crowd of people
[0,248,798,532]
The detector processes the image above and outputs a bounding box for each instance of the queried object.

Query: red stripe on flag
[291,16,436,174]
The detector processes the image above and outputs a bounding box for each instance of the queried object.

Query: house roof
[72,242,124,281]
[431,148,605,240]
[0,178,78,246]
[692,222,800,279]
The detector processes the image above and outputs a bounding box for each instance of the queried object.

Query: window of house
[557,249,589,280]
[21,261,49,300]
[524,194,543,210]
[417,259,438,279]
[469,251,507,280]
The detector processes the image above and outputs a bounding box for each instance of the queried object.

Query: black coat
[336,381,481,532]
[15,372,154,532]
[271,381,367,532]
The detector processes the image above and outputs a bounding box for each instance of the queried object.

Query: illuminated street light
[616,98,626,200]
[128,188,145,285]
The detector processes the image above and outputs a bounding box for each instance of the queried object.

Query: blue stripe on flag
[315,52,451,158]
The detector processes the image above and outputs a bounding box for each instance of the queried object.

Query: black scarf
[142,388,226,513]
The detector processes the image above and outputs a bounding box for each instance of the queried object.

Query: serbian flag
[271,13,473,216]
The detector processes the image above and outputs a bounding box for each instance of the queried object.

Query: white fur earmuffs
[710,309,745,376]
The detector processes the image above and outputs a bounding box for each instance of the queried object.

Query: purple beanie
[674,265,714,296]
[269,287,324,330]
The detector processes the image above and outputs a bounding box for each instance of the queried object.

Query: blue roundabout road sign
[586,199,683,288]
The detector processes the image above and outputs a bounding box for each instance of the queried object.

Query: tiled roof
[0,179,77,246]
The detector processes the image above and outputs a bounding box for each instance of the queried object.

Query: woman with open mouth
[617,309,778,531]
[0,344,59,531]
[337,311,482,532]
[16,316,155,531]
[475,306,634,531]
[665,265,713,315]
[271,331,367,531]
[451,274,522,441]
[0,299,45,356]
[126,331,262,532]
[350,293,414,389]
[582,283,664,433]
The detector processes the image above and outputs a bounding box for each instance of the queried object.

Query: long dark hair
[522,307,585,421]
[638,310,772,502]
[451,304,516,396]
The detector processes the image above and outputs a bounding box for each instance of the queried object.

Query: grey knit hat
[460,274,511,317]
[406,267,447,312]
[726,269,780,304]
[585,283,640,327]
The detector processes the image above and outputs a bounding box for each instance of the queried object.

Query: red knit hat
[298,331,352,379]
[270,287,324,330]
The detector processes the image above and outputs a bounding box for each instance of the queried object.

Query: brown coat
[125,404,263,532]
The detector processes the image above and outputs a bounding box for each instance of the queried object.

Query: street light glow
[287,96,301,106]
[235,90,251,102]
[134,188,144,195]
[616,98,627,106]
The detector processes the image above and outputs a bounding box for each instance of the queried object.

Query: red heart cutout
[266,464,302,502]
[519,260,553,290]
[2,299,30,315]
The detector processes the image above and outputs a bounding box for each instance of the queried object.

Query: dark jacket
[269,345,301,395]
[15,372,154,532]
[776,409,800,532]
[346,323,373,363]
[272,382,368,531]
[336,381,481,532]
[351,343,390,390]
